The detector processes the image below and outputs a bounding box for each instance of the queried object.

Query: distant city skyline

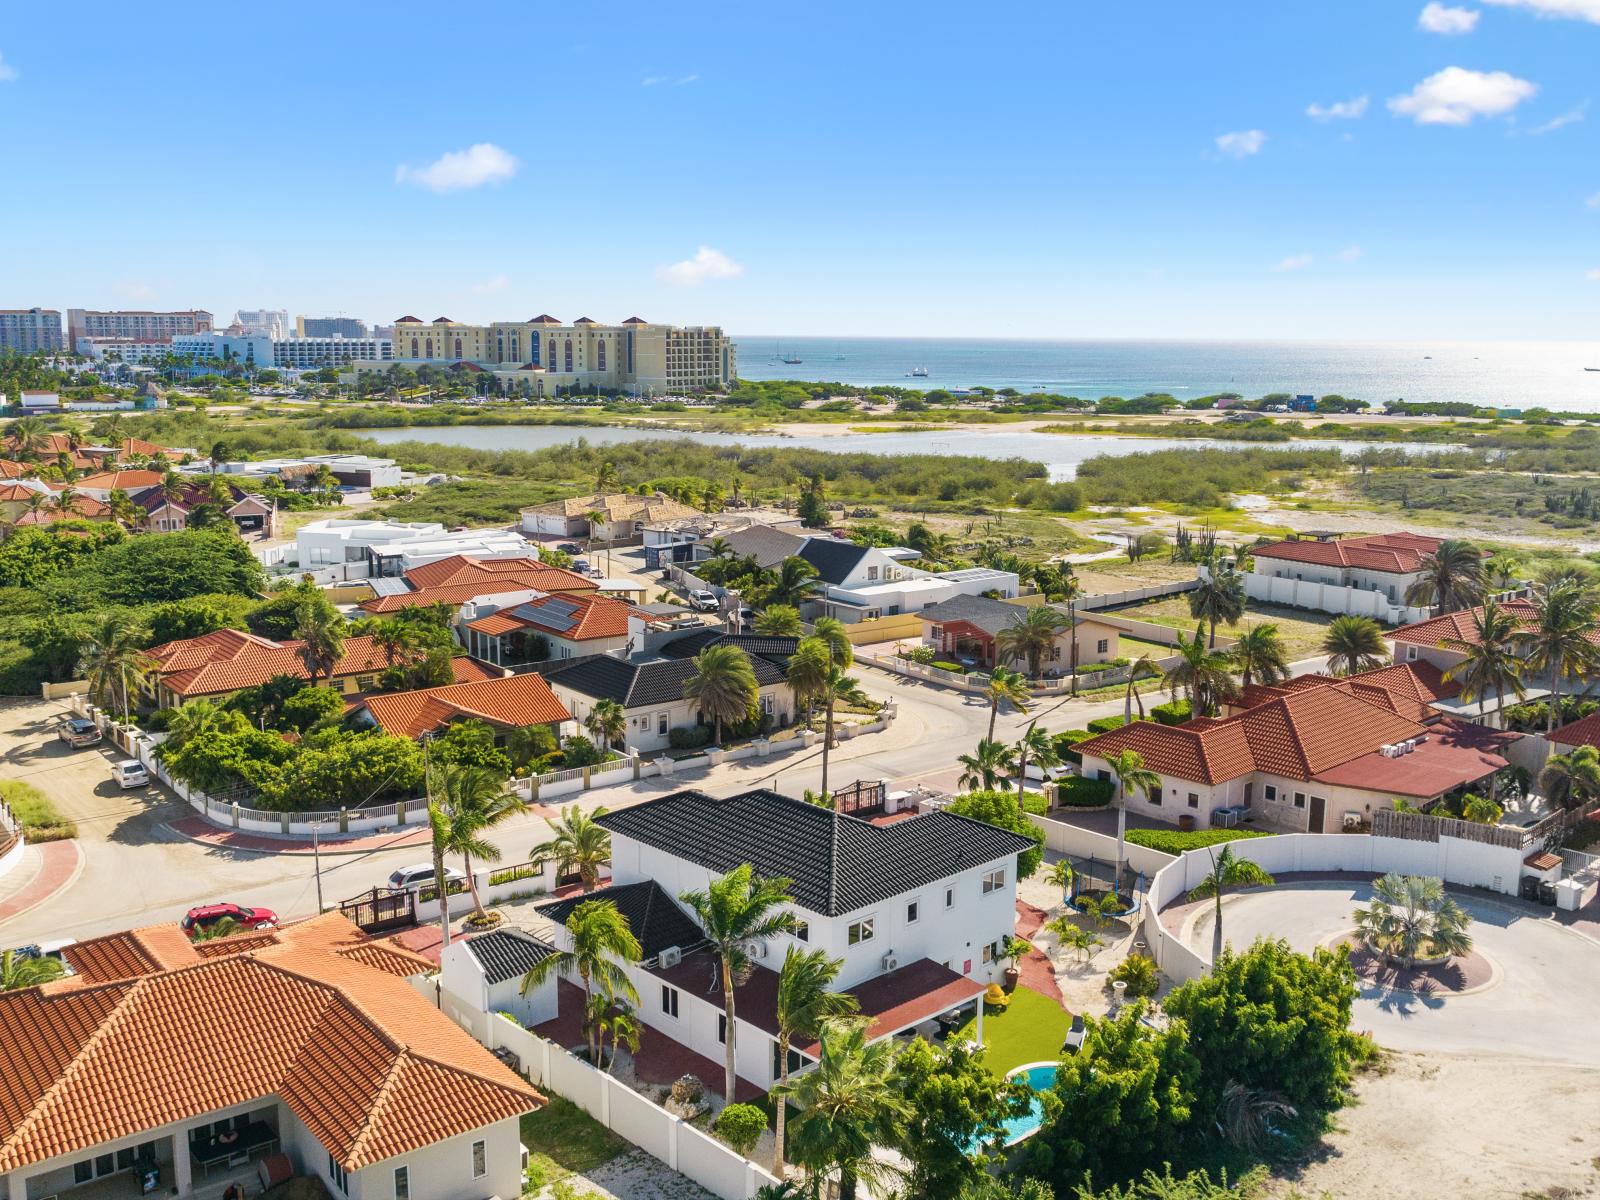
[2,2,1596,340]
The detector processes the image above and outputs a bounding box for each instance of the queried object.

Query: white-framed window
[1097,639,1109,654]
[394,1165,410,1199]
[661,984,679,1018]
[906,900,920,925]
[1294,792,1307,808]
[793,920,810,943]
[981,868,1006,894]
[1188,793,1200,808]
[867,565,879,580]
[472,1140,487,1179]
[981,942,993,964]
[1264,784,1277,802]
[848,918,875,945]
[328,1153,349,1195]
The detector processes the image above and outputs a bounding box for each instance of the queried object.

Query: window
[982,868,1006,894]
[75,1161,94,1185]
[718,1014,728,1044]
[1188,792,1200,808]
[395,1165,411,1198]
[661,984,679,1018]
[1097,639,1109,654]
[867,565,879,581]
[1096,770,1110,783]
[848,918,875,945]
[945,887,955,908]
[329,1153,349,1195]
[357,675,375,690]
[658,712,669,735]
[1264,784,1277,802]
[1294,792,1307,809]
[906,900,920,924]
[598,340,606,370]
[472,1141,487,1179]
[793,921,809,943]
[981,942,993,964]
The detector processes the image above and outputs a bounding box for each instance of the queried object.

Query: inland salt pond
[364,424,1453,481]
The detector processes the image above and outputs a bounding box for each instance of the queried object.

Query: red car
[181,902,278,938]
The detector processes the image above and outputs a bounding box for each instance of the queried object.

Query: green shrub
[1086,714,1129,735]
[1053,728,1093,765]
[1108,953,1159,998]
[930,660,967,674]
[712,1103,767,1156]
[1021,791,1048,815]
[1124,827,1270,854]
[1058,776,1115,807]
[668,725,714,750]
[1150,698,1192,726]
[0,780,77,842]
[559,734,605,768]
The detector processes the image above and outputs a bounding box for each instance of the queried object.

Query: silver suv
[58,717,102,748]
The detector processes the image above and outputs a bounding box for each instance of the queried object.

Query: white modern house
[295,518,535,576]
[1242,531,1447,624]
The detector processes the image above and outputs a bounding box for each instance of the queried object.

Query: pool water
[968,1062,1059,1152]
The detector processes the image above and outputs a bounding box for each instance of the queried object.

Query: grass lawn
[1116,634,1173,657]
[953,985,1074,1078]
[0,780,77,842]
[1111,596,1342,661]
[519,1096,628,1184]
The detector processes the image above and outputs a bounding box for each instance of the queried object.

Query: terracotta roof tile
[73,469,165,491]
[146,630,493,697]
[1253,531,1447,575]
[465,593,635,641]
[1390,600,1600,650]
[1549,712,1600,750]
[358,673,570,739]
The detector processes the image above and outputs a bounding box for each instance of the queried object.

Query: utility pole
[310,819,324,913]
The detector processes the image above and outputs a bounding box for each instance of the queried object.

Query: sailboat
[775,339,802,365]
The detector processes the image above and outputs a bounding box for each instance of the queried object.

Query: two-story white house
[491,788,1035,1095]
[0,913,541,1200]
[1243,531,1449,624]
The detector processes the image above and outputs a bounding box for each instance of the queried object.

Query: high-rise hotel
[387,314,736,393]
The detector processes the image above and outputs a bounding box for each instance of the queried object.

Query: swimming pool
[965,1061,1059,1152]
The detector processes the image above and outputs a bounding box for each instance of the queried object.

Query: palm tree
[1186,844,1276,967]
[958,738,1017,792]
[786,636,830,728]
[1162,623,1239,716]
[1514,578,1600,733]
[1047,918,1101,963]
[1108,748,1161,891]
[585,509,607,560]
[683,644,760,745]
[371,620,418,668]
[764,556,821,609]
[23,491,51,522]
[52,486,80,516]
[79,613,152,723]
[679,864,800,1102]
[1,949,66,991]
[1404,539,1485,617]
[1231,623,1290,689]
[1013,721,1059,800]
[520,899,641,1064]
[1322,614,1387,678]
[1483,550,1521,592]
[774,1017,910,1200]
[813,660,868,801]
[1056,571,1086,695]
[1123,652,1162,723]
[1353,873,1474,967]
[773,947,859,1176]
[162,697,224,752]
[1440,599,1525,725]
[1188,565,1246,647]
[982,666,1031,742]
[1538,745,1600,812]
[810,616,854,669]
[533,804,611,892]
[9,416,48,459]
[506,722,556,772]
[994,605,1070,678]
[584,698,628,750]
[159,471,186,505]
[755,604,803,636]
[292,601,346,686]
[430,762,526,919]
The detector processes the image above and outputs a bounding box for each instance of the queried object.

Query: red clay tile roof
[118,437,178,459]
[73,469,165,491]
[465,593,636,641]
[1390,600,1600,651]
[360,576,598,615]
[573,317,596,324]
[1525,851,1563,870]
[395,315,422,324]
[403,554,592,592]
[528,314,560,324]
[145,630,491,697]
[1549,712,1600,750]
[358,673,570,738]
[1252,531,1447,575]
[0,460,29,479]
[1232,662,1460,724]
[0,913,539,1173]
[622,316,648,324]
[1310,718,1516,796]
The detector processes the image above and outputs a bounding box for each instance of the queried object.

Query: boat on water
[1587,367,1600,372]
[781,355,803,364]
[906,366,930,378]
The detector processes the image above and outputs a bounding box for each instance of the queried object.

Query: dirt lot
[1110,595,1339,660]
[1270,1051,1600,1200]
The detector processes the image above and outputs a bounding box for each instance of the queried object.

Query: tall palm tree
[1188,565,1246,647]
[292,601,346,686]
[1404,539,1485,617]
[1,949,66,992]
[583,698,628,750]
[683,644,760,745]
[79,613,152,723]
[1123,652,1162,723]
[1538,745,1600,812]
[982,666,1032,742]
[1514,578,1600,733]
[1483,550,1521,592]
[764,556,821,610]
[773,947,859,1176]
[810,616,854,669]
[786,636,830,727]
[51,486,80,516]
[1230,623,1290,690]
[679,864,799,1101]
[533,804,611,892]
[161,697,224,752]
[1013,721,1058,800]
[1055,571,1086,695]
[430,762,526,918]
[994,604,1070,679]
[755,604,803,636]
[159,471,186,505]
[774,1017,910,1200]
[1440,599,1525,726]
[371,620,419,668]
[520,899,641,1064]
[1322,615,1387,678]
[1108,748,1161,891]
[23,491,51,521]
[1186,844,1276,967]
[815,662,869,800]
[958,737,1017,792]
[9,416,48,459]
[1162,623,1239,716]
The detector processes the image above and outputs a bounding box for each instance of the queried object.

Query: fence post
[632,758,641,781]
[668,1116,680,1171]
[231,803,240,829]
[529,776,541,803]
[600,1073,612,1127]
[337,807,347,834]
[280,811,290,835]
[583,765,593,789]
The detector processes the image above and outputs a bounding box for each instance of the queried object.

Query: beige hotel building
[384,314,736,393]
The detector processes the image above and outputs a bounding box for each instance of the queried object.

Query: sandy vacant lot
[1270,1051,1600,1200]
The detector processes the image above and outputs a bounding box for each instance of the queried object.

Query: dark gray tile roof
[595,789,1038,917]
[797,538,871,585]
[712,526,808,569]
[657,631,800,664]
[465,928,558,985]
[536,880,705,961]
[919,593,1037,637]
[542,650,787,708]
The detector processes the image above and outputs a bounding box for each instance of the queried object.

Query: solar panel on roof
[367,578,414,597]
[513,596,582,633]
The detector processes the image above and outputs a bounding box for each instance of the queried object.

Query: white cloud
[471,274,511,295]
[1307,95,1370,121]
[1275,253,1315,272]
[1528,102,1587,134]
[642,73,699,86]
[655,246,745,287]
[0,53,17,82]
[1418,3,1482,33]
[1586,190,1600,208]
[1484,0,1600,22]
[1388,67,1537,124]
[1339,245,1366,262]
[395,143,518,193]
[1215,129,1267,158]
[1588,267,1600,280]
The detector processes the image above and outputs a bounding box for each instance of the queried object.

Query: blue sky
[2,1,1597,340]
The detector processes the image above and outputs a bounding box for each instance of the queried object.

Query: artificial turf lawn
[954,984,1074,1077]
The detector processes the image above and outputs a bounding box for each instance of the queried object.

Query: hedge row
[1057,776,1116,808]
[1124,827,1272,854]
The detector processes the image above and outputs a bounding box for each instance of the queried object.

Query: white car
[687,589,719,612]
[111,760,149,789]
[388,863,466,892]
[1023,761,1072,783]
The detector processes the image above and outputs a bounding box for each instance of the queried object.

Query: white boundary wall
[1027,811,1178,880]
[0,801,24,883]
[1141,831,1526,986]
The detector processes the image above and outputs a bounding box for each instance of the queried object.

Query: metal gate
[339,886,416,934]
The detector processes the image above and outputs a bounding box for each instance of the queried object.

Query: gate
[339,886,416,934]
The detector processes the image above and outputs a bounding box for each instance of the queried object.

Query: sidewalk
[167,815,435,857]
[0,840,85,927]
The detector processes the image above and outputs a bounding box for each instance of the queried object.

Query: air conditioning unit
[881,952,899,972]
[1343,812,1363,830]
[659,946,682,969]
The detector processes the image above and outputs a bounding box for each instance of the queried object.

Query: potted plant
[1001,935,1028,992]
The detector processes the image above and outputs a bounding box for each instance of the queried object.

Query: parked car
[111,759,149,789]
[573,559,592,574]
[181,902,278,938]
[388,863,466,892]
[688,589,719,612]
[1023,761,1071,783]
[58,717,102,748]
[555,542,584,555]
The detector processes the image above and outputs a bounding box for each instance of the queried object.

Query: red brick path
[1015,900,1066,1005]
[0,840,84,926]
